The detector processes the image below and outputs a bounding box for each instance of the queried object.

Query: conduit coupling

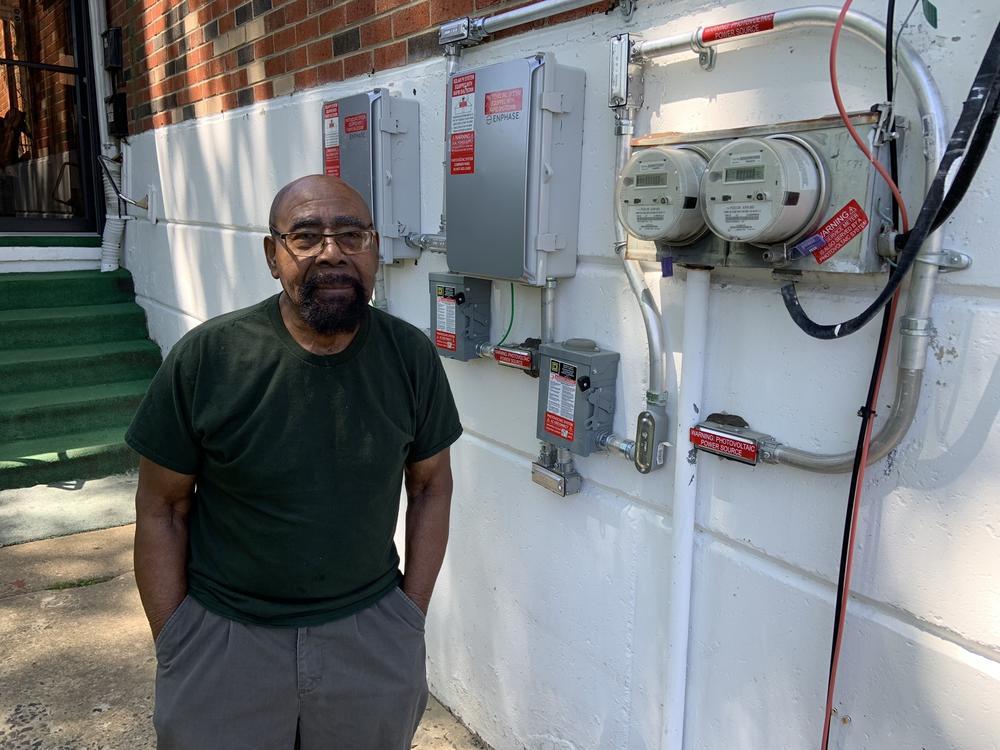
[633,6,948,473]
[598,432,637,462]
[404,233,447,253]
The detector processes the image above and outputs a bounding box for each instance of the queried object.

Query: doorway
[0,0,101,233]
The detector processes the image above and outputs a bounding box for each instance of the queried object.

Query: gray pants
[153,588,429,750]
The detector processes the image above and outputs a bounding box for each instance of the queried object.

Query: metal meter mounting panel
[322,89,420,264]
[446,54,586,286]
[625,113,894,274]
[429,273,491,362]
[536,339,619,457]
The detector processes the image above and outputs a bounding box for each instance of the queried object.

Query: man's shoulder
[369,307,436,357]
[169,296,275,357]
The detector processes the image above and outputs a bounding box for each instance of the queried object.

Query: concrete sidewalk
[0,525,486,749]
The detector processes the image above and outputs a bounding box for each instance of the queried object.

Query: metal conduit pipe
[615,107,671,404]
[440,46,461,235]
[541,278,557,343]
[634,6,948,473]
[474,0,600,37]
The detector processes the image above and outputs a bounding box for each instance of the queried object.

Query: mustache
[301,272,363,293]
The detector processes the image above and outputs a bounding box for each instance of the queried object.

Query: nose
[313,235,349,264]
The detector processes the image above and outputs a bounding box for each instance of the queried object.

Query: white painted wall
[119,1,1000,747]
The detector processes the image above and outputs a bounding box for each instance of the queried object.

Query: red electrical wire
[830,0,911,231]
[821,1,911,747]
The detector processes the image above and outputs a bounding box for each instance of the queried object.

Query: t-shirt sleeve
[125,340,201,475]
[408,343,463,463]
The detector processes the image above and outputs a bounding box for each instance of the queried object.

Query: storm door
[0,0,101,232]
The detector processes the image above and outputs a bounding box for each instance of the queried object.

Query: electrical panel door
[445,54,586,286]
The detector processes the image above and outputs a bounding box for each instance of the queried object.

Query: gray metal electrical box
[445,54,586,286]
[322,89,420,264]
[429,273,491,361]
[536,339,619,457]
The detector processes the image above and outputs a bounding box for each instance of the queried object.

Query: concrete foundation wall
[119,1,1000,747]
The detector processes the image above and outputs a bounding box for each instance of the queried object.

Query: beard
[297,272,369,334]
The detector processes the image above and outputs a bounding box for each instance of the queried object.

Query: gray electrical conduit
[633,5,948,474]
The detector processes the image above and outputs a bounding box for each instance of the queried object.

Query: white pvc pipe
[663,267,710,750]
[100,159,125,272]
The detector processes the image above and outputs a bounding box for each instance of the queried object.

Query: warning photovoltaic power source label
[701,12,775,42]
[689,426,759,465]
[544,359,577,442]
[435,285,457,351]
[791,199,870,264]
[322,101,340,177]
[494,347,533,370]
[450,73,476,175]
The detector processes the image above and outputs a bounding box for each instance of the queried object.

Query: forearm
[402,490,451,613]
[134,504,189,638]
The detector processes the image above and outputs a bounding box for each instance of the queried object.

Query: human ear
[264,236,279,279]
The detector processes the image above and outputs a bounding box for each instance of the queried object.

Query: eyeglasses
[269,225,377,258]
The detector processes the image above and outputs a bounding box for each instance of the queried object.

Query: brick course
[107,0,612,133]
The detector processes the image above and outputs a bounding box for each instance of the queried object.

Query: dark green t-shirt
[125,295,462,626]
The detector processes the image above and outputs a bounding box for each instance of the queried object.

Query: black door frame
[0,0,103,234]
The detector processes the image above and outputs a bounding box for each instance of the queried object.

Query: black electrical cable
[822,7,902,746]
[928,77,1000,233]
[782,20,1000,341]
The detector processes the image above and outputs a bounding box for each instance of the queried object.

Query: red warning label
[435,331,457,351]
[322,101,340,177]
[544,413,576,442]
[344,113,368,133]
[811,199,870,264]
[485,88,523,115]
[690,426,759,465]
[702,13,775,42]
[451,72,476,97]
[493,348,533,370]
[450,131,475,175]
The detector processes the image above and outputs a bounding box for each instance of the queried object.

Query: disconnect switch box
[322,89,420,264]
[536,340,619,457]
[429,273,491,361]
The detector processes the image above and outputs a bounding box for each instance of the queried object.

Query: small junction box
[536,339,619,457]
[429,273,491,361]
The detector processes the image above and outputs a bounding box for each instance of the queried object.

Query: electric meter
[616,146,707,243]
[701,136,825,244]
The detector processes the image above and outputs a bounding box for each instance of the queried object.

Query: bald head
[268,175,372,230]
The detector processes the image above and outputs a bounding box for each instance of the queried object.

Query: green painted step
[0,426,137,492]
[0,269,135,311]
[0,379,151,443]
[0,340,161,395]
[0,302,149,349]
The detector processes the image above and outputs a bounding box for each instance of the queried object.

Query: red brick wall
[107,0,611,133]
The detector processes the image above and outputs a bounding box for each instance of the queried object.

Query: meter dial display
[616,146,708,243]
[700,136,825,244]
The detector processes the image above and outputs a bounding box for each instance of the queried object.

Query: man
[127,174,462,749]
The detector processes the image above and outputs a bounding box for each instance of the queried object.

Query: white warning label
[544,359,577,441]
[434,286,457,351]
[450,73,476,134]
[323,102,339,147]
